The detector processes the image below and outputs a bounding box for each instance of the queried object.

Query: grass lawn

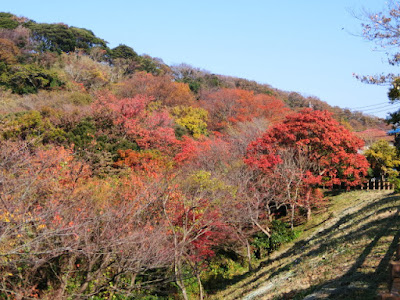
[210,190,400,300]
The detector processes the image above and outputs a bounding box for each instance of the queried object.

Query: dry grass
[210,190,400,300]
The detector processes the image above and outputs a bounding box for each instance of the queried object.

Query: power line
[371,107,400,114]
[347,101,391,109]
[359,104,400,114]
[355,103,400,113]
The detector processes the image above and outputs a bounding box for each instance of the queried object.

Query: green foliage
[174,123,189,139]
[252,220,299,255]
[183,78,202,94]
[0,110,66,143]
[0,12,19,29]
[68,91,92,105]
[70,27,107,51]
[137,55,163,75]
[204,254,247,290]
[0,64,64,94]
[171,106,208,138]
[25,21,107,53]
[389,177,400,193]
[111,44,138,60]
[177,73,224,94]
[96,134,139,155]
[203,74,224,89]
[67,118,139,166]
[66,118,97,150]
[389,78,400,102]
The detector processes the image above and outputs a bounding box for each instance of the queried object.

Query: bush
[68,91,92,105]
[0,64,64,94]
[0,13,19,29]
[0,110,67,143]
[252,220,299,257]
[389,177,400,193]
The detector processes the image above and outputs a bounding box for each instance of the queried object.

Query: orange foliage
[200,88,289,131]
[114,149,171,178]
[174,135,232,171]
[0,38,20,64]
[115,71,196,107]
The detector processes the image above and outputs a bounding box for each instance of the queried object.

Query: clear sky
[2,0,399,118]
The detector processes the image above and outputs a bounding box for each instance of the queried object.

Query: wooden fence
[332,179,394,191]
[361,179,394,191]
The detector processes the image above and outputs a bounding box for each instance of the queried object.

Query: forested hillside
[0,12,395,299]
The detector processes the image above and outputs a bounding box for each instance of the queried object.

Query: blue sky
[2,0,399,118]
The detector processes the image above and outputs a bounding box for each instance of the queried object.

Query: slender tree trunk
[266,205,273,222]
[251,218,271,237]
[175,253,189,300]
[245,239,253,272]
[196,272,204,300]
[305,189,312,221]
[130,272,137,289]
[163,199,188,300]
[56,254,76,299]
[307,206,312,221]
[78,253,111,295]
[291,204,295,230]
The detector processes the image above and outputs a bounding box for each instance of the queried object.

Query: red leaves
[200,88,289,131]
[115,149,170,177]
[246,108,369,188]
[93,91,179,154]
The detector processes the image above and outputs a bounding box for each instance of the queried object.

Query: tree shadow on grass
[277,222,400,300]
[215,193,400,299]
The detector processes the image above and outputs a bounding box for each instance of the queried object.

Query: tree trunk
[305,189,312,221]
[306,206,312,221]
[291,204,295,230]
[175,255,189,300]
[246,239,253,272]
[56,254,76,299]
[196,272,204,300]
[252,218,271,237]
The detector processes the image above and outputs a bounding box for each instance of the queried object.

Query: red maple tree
[246,109,369,219]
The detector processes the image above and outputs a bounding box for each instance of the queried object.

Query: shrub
[252,220,299,257]
[0,64,64,94]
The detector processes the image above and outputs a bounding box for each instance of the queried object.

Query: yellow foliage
[171,106,208,138]
[364,139,400,178]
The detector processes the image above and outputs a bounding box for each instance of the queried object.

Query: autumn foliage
[92,91,179,154]
[0,12,380,300]
[246,109,369,223]
[246,109,369,188]
[115,71,196,107]
[200,88,289,130]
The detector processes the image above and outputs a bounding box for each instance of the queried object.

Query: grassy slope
[210,190,400,300]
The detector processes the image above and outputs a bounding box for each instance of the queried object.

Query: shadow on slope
[217,192,400,300]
